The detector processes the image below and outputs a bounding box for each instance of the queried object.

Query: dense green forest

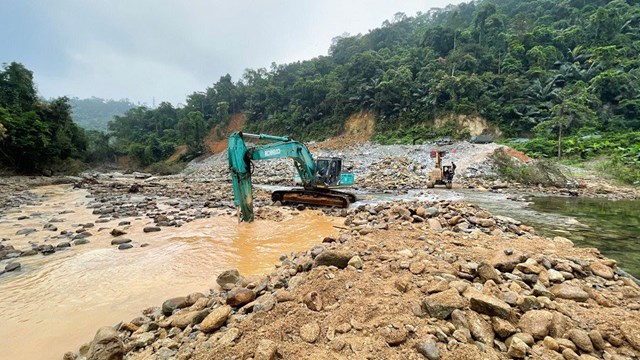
[2,0,640,181]
[108,0,640,165]
[69,97,136,131]
[0,62,87,173]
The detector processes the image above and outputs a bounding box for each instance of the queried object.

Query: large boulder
[423,289,467,320]
[217,269,243,290]
[226,288,256,307]
[550,283,589,302]
[518,310,553,340]
[314,250,354,269]
[469,293,511,319]
[87,326,124,360]
[161,297,188,316]
[200,305,232,333]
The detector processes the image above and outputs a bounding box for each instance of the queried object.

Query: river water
[0,185,339,360]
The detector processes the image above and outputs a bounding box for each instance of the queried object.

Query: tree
[535,82,597,157]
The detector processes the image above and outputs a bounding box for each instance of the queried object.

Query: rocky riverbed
[1,140,639,360]
[66,199,640,360]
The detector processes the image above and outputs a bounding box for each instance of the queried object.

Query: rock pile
[358,156,425,191]
[68,200,640,360]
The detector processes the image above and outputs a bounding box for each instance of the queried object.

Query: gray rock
[416,338,440,359]
[423,289,467,320]
[111,238,132,245]
[143,226,161,233]
[16,228,37,236]
[118,243,133,250]
[74,239,90,246]
[5,262,21,272]
[162,297,188,316]
[216,269,242,290]
[87,326,124,360]
[56,242,71,249]
[39,244,55,255]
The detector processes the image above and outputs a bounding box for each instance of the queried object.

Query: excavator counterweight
[228,132,356,222]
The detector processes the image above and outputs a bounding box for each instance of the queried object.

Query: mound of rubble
[358,157,426,191]
[68,200,640,360]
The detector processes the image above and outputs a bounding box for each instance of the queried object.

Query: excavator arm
[228,132,319,222]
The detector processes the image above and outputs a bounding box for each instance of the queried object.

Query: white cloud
[7,0,465,104]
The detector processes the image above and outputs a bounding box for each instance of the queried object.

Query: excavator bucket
[228,132,254,222]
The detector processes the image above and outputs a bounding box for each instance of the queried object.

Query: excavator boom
[228,132,356,222]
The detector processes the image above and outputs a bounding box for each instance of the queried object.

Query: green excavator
[228,132,356,222]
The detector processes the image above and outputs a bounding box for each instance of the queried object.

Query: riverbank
[68,199,640,360]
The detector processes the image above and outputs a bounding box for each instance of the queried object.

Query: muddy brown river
[0,185,339,359]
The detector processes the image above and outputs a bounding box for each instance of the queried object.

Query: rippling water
[0,185,339,359]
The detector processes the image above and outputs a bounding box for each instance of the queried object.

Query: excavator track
[271,188,356,208]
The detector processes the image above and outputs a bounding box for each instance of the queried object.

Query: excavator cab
[315,157,354,188]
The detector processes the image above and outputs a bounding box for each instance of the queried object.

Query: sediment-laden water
[0,185,339,360]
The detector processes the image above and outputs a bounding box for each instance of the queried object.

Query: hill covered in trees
[0,62,87,173]
[107,0,640,167]
[69,97,136,131]
[2,0,639,180]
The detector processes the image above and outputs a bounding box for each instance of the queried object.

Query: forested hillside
[107,0,640,167]
[0,63,87,173]
[2,0,640,178]
[69,97,135,131]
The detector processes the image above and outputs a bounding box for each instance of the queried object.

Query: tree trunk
[557,123,563,158]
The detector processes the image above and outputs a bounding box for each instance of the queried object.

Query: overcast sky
[2,0,463,106]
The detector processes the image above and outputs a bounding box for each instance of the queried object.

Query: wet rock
[254,339,277,360]
[16,228,37,236]
[39,244,55,255]
[469,293,511,319]
[423,288,467,320]
[226,288,256,307]
[74,239,90,246]
[200,305,232,333]
[518,310,553,340]
[416,337,440,360]
[217,269,242,290]
[300,322,321,343]
[507,337,529,358]
[118,243,133,250]
[56,242,71,249]
[111,238,131,245]
[5,262,21,272]
[110,229,127,237]
[550,283,589,302]
[87,326,124,360]
[143,226,161,233]
[567,329,594,353]
[314,250,353,269]
[162,297,188,316]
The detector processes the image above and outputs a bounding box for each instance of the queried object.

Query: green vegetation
[69,97,136,131]
[4,0,640,179]
[508,131,640,184]
[0,62,87,173]
[491,148,567,187]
